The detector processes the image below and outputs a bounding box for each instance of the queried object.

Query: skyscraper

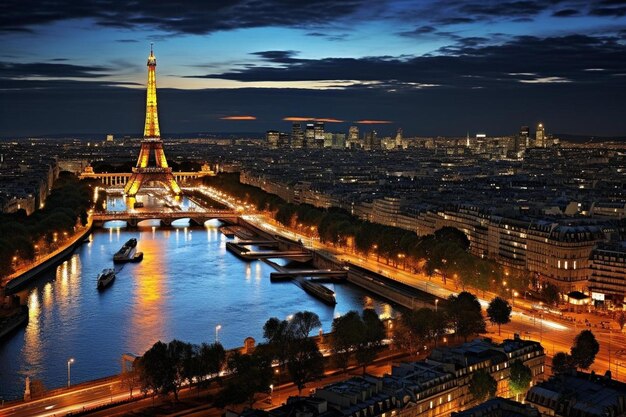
[348,125,359,148]
[314,121,325,148]
[266,130,280,149]
[291,122,304,148]
[535,123,546,148]
[395,128,403,149]
[305,123,316,148]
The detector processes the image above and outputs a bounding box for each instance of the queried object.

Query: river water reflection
[0,216,397,400]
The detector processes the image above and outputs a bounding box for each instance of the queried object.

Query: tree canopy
[446,291,486,341]
[509,360,532,400]
[570,330,600,370]
[486,297,512,335]
[469,369,497,402]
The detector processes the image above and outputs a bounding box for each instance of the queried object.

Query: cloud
[220,115,257,120]
[116,39,140,43]
[398,25,437,37]
[552,8,580,17]
[315,118,344,123]
[251,50,301,64]
[283,117,313,121]
[306,32,348,41]
[282,117,343,122]
[0,61,112,79]
[356,120,393,124]
[0,0,373,35]
[186,35,626,93]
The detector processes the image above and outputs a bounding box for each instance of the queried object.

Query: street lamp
[67,358,74,388]
[215,324,222,343]
[435,299,439,312]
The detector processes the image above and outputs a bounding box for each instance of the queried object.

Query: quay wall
[4,222,93,295]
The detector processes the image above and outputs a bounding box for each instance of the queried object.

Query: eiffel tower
[124,45,181,197]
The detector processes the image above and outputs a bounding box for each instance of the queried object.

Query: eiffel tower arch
[124,45,181,197]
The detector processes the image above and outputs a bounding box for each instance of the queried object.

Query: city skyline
[1,0,626,137]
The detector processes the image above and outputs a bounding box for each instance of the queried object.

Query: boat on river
[113,238,137,263]
[301,279,337,305]
[97,268,116,290]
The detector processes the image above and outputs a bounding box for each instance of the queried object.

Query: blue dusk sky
[1,0,625,137]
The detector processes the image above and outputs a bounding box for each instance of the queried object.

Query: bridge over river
[92,209,239,227]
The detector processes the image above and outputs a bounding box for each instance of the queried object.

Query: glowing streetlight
[435,298,439,312]
[67,358,75,388]
[215,324,222,343]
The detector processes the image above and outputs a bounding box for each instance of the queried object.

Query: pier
[270,269,347,282]
[225,241,313,262]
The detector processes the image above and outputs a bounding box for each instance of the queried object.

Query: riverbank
[2,217,93,295]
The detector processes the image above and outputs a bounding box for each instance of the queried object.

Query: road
[0,378,131,417]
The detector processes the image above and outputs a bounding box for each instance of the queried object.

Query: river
[0,196,397,400]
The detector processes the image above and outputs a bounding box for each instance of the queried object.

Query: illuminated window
[430,401,433,409]
[448,394,451,402]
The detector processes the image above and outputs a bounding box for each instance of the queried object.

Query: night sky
[1,0,625,137]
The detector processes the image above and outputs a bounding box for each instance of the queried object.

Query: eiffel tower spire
[124,45,181,197]
[144,42,160,139]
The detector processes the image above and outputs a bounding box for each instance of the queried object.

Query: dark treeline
[0,172,95,274]
[130,298,498,406]
[131,309,388,407]
[201,173,526,292]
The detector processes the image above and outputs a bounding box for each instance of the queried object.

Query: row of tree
[201,173,528,293]
[0,172,95,274]
[132,309,386,406]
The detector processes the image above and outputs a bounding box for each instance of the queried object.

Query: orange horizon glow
[283,117,344,122]
[355,120,393,124]
[220,115,257,120]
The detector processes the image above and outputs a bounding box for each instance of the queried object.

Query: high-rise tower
[124,45,181,197]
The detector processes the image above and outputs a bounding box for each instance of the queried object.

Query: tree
[509,360,532,401]
[570,330,600,370]
[356,309,386,374]
[541,283,560,306]
[468,369,497,402]
[166,339,194,402]
[487,297,512,335]
[551,352,574,374]
[202,342,226,381]
[446,291,486,341]
[397,308,448,353]
[331,311,365,372]
[136,341,172,400]
[290,311,322,339]
[263,317,291,368]
[287,338,324,394]
[217,349,273,407]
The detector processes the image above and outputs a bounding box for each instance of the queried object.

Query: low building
[525,371,626,417]
[588,242,626,307]
[451,397,540,417]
